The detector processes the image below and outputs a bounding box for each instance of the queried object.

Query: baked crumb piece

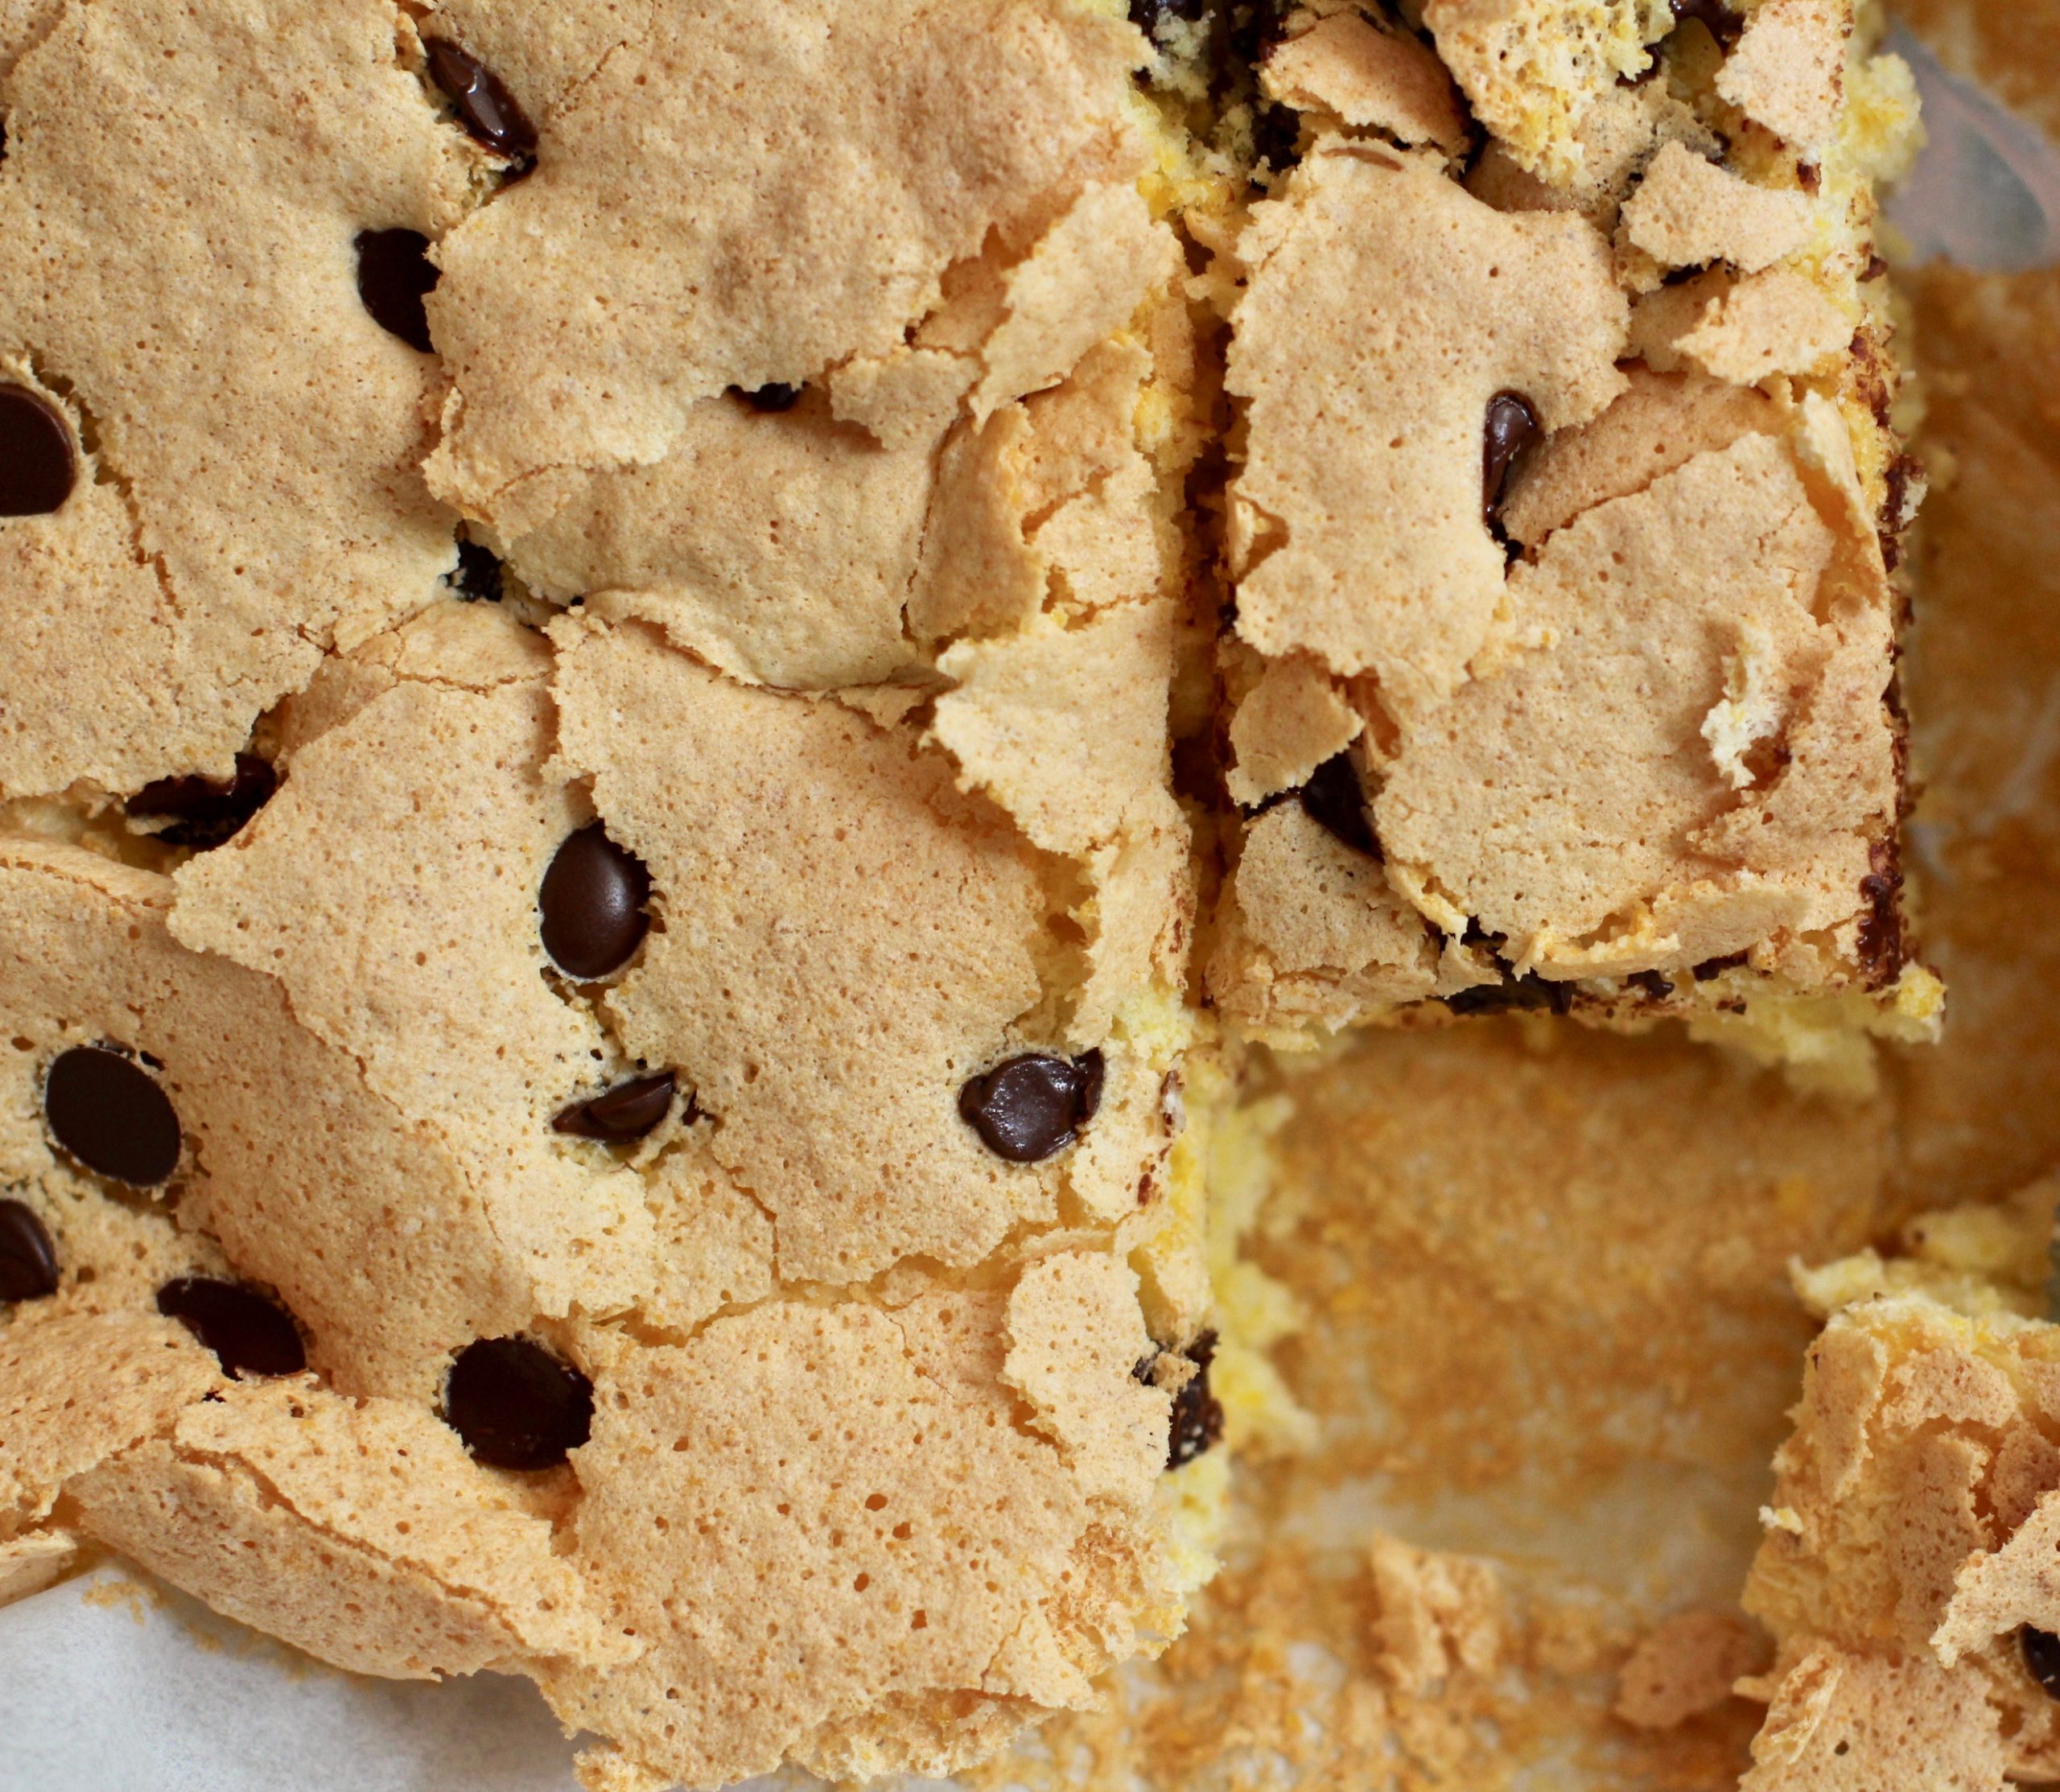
[1203,0,1939,1081]
[1739,1183,2060,1787]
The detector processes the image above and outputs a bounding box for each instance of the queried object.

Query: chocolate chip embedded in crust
[355,229,439,353]
[0,1200,59,1302]
[735,383,801,413]
[451,536,505,604]
[1670,0,1743,48]
[1166,1332,1224,1469]
[156,1277,307,1378]
[1444,973,1572,1018]
[958,1049,1104,1164]
[1481,390,1542,531]
[43,1045,183,1188]
[0,385,76,517]
[126,753,278,849]
[2025,1628,2060,1699]
[423,38,537,162]
[1855,837,1905,988]
[443,1336,594,1470]
[552,1070,679,1141]
[538,823,652,979]
[1692,950,1749,983]
[1299,752,1379,859]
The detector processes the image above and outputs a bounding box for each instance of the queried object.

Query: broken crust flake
[1225,653,1364,807]
[970,183,1180,425]
[1374,429,1892,971]
[1422,0,1671,186]
[0,842,530,1404]
[0,1308,220,1535]
[1229,146,1627,719]
[421,0,1148,538]
[1936,1493,2060,1666]
[169,671,655,1327]
[933,599,1179,861]
[549,620,1057,1285]
[1499,365,1781,550]
[1632,267,1856,386]
[1262,10,1469,151]
[1209,802,1440,1036]
[0,0,471,801]
[1740,1647,2006,1792]
[1613,1608,1765,1729]
[1003,1250,1169,1507]
[1716,0,1852,159]
[68,1382,628,1680]
[545,1292,1160,1790]
[1621,141,1815,275]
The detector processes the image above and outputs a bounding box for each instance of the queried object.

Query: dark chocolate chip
[1250,101,1302,177]
[1691,950,1749,982]
[423,38,537,162]
[355,229,439,353]
[451,535,505,603]
[0,1199,59,1302]
[2028,1627,2060,1699]
[1167,1332,1224,1469]
[538,824,651,979]
[552,1070,678,1141]
[43,1045,183,1188]
[1299,752,1379,859]
[444,1336,594,1470]
[1444,973,1572,1017]
[1482,390,1542,531]
[157,1277,307,1378]
[1627,969,1675,1001]
[958,1050,1104,1164]
[1856,837,1905,987]
[0,384,76,517]
[126,754,278,849]
[734,383,801,413]
[1670,0,1742,47]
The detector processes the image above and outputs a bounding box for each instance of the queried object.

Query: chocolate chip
[423,38,537,162]
[1691,951,1749,982]
[0,1200,58,1302]
[355,229,439,353]
[538,824,651,979]
[451,535,505,604]
[1670,0,1742,47]
[1444,973,1572,1017]
[43,1045,182,1188]
[1627,969,1675,1001]
[1167,1332,1224,1469]
[1299,752,1378,858]
[0,385,76,517]
[958,1049,1104,1164]
[444,1336,594,1470]
[126,754,278,849]
[1482,390,1542,531]
[157,1277,307,1378]
[1856,837,1904,987]
[2026,1628,2060,1698]
[735,383,801,413]
[552,1070,678,1141]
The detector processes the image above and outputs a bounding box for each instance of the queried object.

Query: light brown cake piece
[0,3,1223,1786]
[1738,1193,2060,1789]
[1206,0,1938,1085]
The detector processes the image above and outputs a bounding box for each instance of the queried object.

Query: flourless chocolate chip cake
[0,0,1988,1788]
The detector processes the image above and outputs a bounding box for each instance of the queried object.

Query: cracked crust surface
[0,3,1213,1786]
